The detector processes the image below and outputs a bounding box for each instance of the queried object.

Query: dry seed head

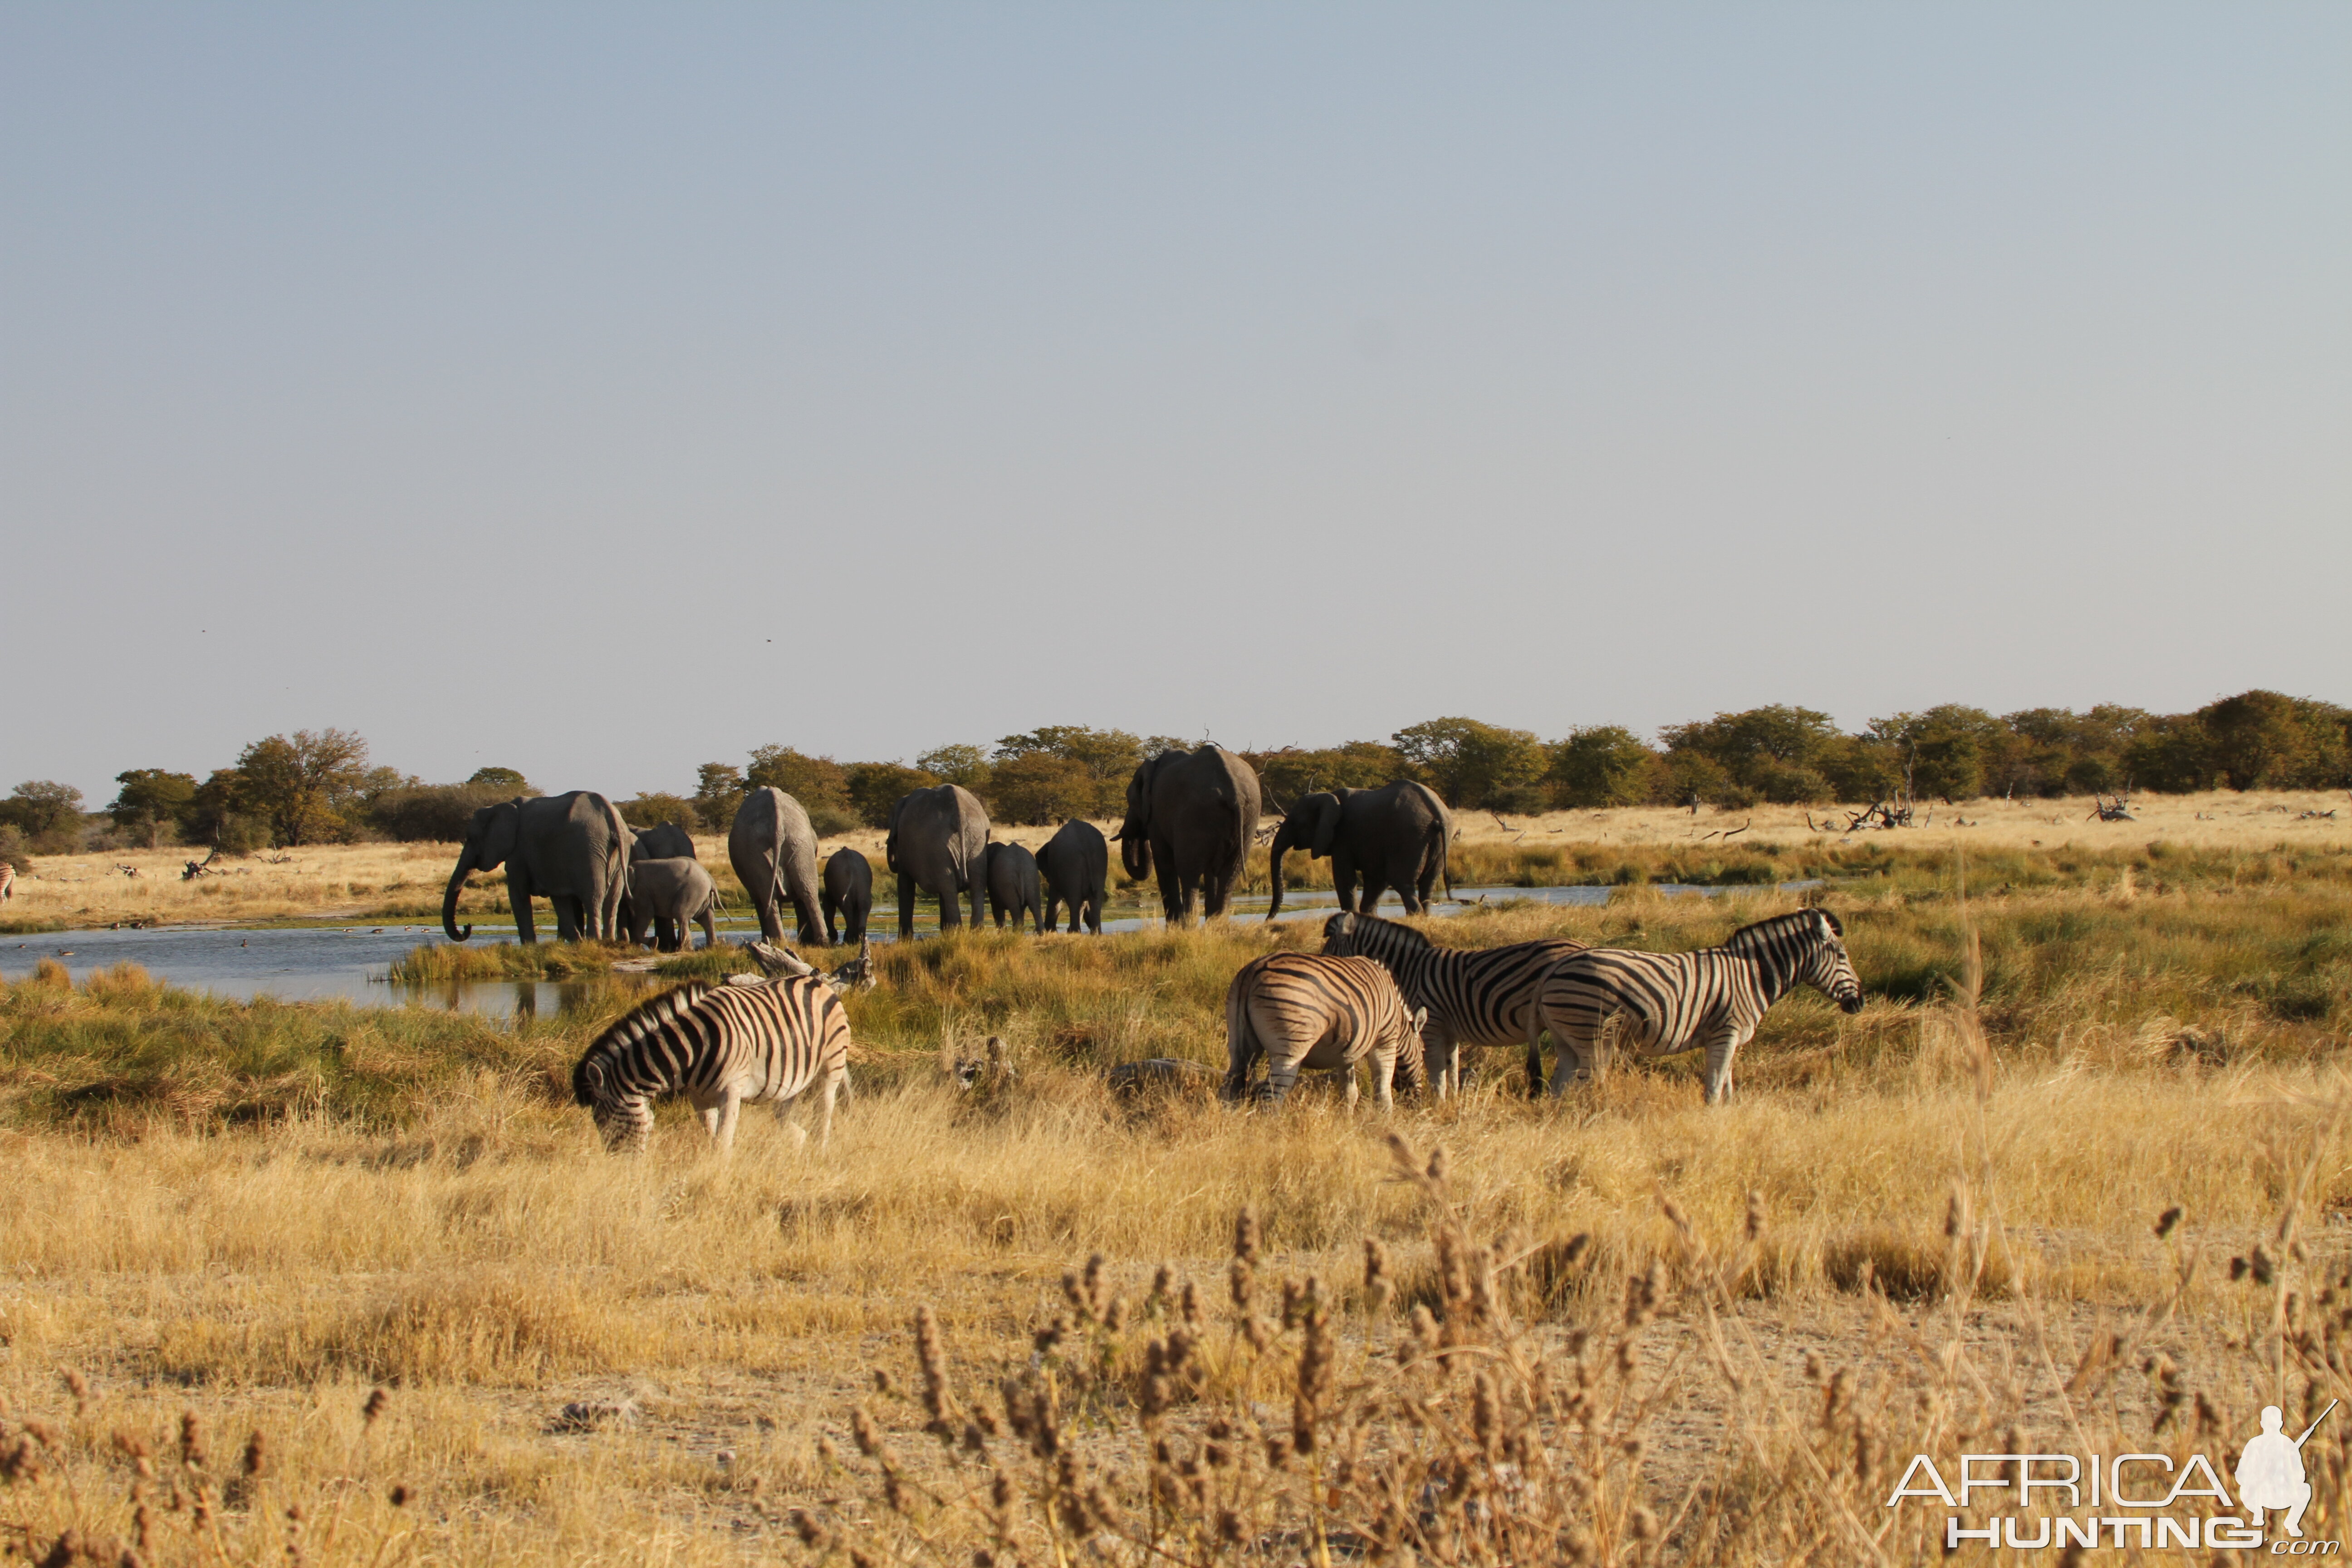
[1426,1145,1449,1186]
[361,1388,389,1428]
[2155,1205,2184,1240]
[1229,1257,1255,1311]
[1945,1184,1970,1241]
[1745,1191,1767,1241]
[61,1371,89,1415]
[240,1430,266,1479]
[1103,1296,1128,1332]
[1233,1208,1260,1265]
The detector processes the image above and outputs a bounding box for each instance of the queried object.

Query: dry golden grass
[5,874,2352,1560]
[1457,785,2352,852]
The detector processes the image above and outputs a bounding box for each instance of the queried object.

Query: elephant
[1035,818,1107,934]
[442,791,629,944]
[632,822,696,862]
[985,841,1044,932]
[1116,744,1262,924]
[886,784,990,937]
[619,857,720,951]
[822,848,872,946]
[1266,781,1454,920]
[727,788,826,946]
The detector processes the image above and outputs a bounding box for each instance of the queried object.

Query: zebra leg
[1343,1063,1359,1110]
[1700,1028,1745,1106]
[1546,1033,1591,1098]
[1370,1044,1396,1112]
[811,1064,844,1150]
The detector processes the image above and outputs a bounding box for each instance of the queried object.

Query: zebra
[0,862,14,902]
[571,976,851,1153]
[1320,911,1587,1097]
[1224,952,1427,1110]
[1524,907,1863,1104]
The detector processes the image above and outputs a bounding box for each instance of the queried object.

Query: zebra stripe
[1526,907,1863,1104]
[1319,911,1587,1097]
[1224,952,1427,1110]
[572,976,852,1152]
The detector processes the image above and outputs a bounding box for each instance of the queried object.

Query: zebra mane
[1722,908,1838,950]
[572,982,717,1105]
[1336,912,1431,949]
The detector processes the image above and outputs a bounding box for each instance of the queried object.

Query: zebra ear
[1410,1007,1429,1032]
[1818,908,1844,937]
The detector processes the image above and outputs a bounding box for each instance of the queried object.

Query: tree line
[2,689,2343,864]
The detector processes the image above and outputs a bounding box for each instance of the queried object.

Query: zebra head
[571,1050,648,1151]
[1801,909,1865,1014]
[1321,911,1358,953]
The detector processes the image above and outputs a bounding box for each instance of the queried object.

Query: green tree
[916,744,994,791]
[2197,690,2350,791]
[986,753,1098,824]
[691,763,747,831]
[746,746,853,817]
[108,769,198,848]
[1660,706,1842,794]
[1391,718,1548,812]
[2,780,87,851]
[1544,727,1659,808]
[2122,716,2215,794]
[467,766,532,791]
[235,729,371,845]
[994,727,1146,814]
[1243,743,1411,810]
[847,762,939,828]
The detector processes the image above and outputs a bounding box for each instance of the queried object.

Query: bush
[366,784,513,843]
[1751,761,1833,805]
[0,824,30,872]
[807,802,860,837]
[619,792,697,829]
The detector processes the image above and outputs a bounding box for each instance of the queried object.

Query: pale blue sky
[5,5,2347,800]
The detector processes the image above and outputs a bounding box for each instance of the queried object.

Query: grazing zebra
[1525,907,1863,1104]
[1320,912,1587,1097]
[571,976,851,1153]
[1224,952,1428,1110]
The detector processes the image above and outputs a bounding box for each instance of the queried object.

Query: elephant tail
[1434,817,1454,903]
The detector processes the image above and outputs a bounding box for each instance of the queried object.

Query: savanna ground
[8,785,2345,933]
[4,797,2352,1563]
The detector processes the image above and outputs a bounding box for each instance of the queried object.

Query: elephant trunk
[1265,818,1301,921]
[1120,829,1152,883]
[442,848,478,942]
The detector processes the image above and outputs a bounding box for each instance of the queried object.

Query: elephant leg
[898,873,917,939]
[508,875,538,945]
[1087,892,1102,935]
[698,907,716,950]
[554,897,586,943]
[937,878,963,931]
[1042,887,1061,933]
[970,874,985,931]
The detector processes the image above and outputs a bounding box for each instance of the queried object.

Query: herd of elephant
[437,743,1459,950]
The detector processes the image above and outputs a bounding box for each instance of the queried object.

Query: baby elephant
[1035,818,1107,934]
[620,857,721,951]
[985,842,1044,933]
[823,849,872,946]
[1224,953,1427,1109]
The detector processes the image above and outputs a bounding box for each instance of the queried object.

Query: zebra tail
[1223,974,1256,1102]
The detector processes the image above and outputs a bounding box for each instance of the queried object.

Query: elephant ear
[1309,795,1343,858]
